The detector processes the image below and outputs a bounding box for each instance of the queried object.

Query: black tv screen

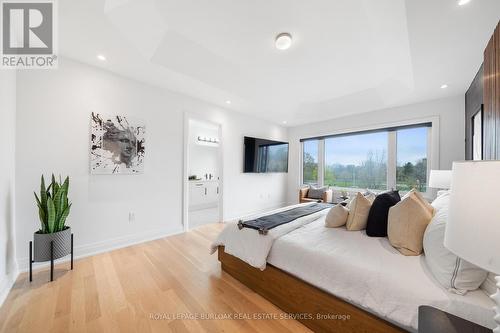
[243,136,289,173]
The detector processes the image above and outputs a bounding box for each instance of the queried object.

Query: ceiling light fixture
[282,120,287,125]
[97,54,107,61]
[441,84,448,89]
[275,33,292,50]
[225,100,231,104]
[458,0,471,6]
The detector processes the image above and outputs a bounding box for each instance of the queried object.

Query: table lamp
[428,170,452,189]
[445,161,500,332]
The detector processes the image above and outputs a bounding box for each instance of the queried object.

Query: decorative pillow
[480,273,498,296]
[346,192,375,231]
[423,192,488,294]
[388,191,433,256]
[325,204,349,228]
[366,190,401,237]
[307,186,327,199]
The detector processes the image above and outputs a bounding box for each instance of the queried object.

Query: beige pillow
[388,191,434,256]
[325,205,349,228]
[346,192,375,231]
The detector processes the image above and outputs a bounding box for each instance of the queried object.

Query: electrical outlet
[129,212,135,222]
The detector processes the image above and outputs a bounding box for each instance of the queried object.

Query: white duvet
[267,217,495,332]
[210,203,330,270]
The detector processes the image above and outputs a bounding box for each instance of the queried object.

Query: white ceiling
[59,0,500,126]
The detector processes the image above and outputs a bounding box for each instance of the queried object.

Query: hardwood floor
[0,224,310,333]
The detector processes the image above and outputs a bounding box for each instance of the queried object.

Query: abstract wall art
[90,112,145,174]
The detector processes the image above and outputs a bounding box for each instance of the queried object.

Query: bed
[213,204,495,332]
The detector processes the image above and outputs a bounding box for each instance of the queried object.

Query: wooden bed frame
[218,246,407,333]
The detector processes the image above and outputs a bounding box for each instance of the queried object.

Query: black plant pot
[33,226,72,262]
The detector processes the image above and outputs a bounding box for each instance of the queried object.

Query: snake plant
[34,175,72,234]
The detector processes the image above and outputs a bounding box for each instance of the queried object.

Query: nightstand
[418,306,492,333]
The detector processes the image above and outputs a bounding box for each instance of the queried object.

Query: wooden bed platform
[218,246,407,333]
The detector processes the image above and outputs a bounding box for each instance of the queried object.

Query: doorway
[183,117,223,230]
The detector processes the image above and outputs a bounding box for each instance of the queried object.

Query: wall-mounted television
[243,136,289,173]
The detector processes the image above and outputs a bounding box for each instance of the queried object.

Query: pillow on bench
[307,186,327,199]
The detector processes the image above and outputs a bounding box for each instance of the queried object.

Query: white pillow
[423,193,488,294]
[325,205,349,228]
[481,273,498,296]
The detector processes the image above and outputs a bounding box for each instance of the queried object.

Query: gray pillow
[307,186,327,199]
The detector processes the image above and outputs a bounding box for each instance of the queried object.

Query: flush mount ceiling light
[225,100,231,104]
[458,0,471,6]
[275,33,292,50]
[97,54,106,61]
[441,84,448,89]
[282,120,287,125]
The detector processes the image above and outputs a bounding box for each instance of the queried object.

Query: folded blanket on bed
[211,203,331,270]
[238,203,332,234]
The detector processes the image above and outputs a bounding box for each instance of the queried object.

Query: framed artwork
[90,112,145,174]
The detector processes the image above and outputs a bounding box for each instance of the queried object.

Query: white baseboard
[17,227,184,273]
[0,267,19,308]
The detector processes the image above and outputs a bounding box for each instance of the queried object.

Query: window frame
[300,117,439,199]
[300,139,320,186]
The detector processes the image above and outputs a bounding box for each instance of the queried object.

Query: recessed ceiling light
[282,120,287,125]
[225,100,231,104]
[275,33,292,50]
[441,84,448,89]
[458,0,471,6]
[97,54,106,61]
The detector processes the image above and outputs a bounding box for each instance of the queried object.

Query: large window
[324,132,387,190]
[303,140,319,185]
[396,127,428,192]
[302,124,431,194]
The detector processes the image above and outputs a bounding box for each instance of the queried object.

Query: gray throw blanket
[238,203,332,235]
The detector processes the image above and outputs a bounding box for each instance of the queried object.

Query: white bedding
[211,203,330,270]
[267,217,495,332]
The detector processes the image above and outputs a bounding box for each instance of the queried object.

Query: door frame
[182,112,223,231]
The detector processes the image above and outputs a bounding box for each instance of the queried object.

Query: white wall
[0,71,17,305]
[286,96,465,204]
[15,58,287,270]
[188,120,219,179]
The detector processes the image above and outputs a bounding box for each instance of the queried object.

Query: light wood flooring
[0,224,310,333]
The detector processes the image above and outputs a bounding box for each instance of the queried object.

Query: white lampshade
[428,170,452,189]
[444,161,500,274]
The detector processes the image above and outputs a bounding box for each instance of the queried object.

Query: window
[324,132,387,190]
[301,123,432,194]
[396,127,428,192]
[302,140,319,185]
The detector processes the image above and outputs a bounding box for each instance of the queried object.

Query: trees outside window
[324,132,387,190]
[303,125,430,193]
[303,140,319,185]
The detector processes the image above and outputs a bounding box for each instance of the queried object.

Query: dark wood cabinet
[466,21,500,161]
[483,21,500,160]
[465,65,483,160]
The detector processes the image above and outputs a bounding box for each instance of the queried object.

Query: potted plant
[33,175,72,262]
